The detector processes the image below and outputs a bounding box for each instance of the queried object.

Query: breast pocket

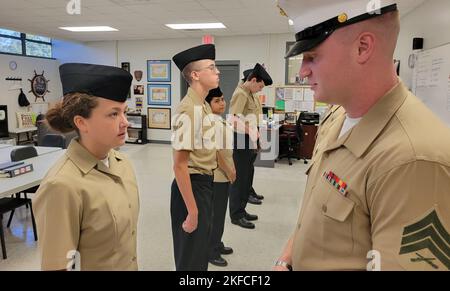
[313,179,355,255]
[247,101,256,112]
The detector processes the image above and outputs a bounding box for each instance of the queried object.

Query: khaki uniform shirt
[172,87,217,175]
[214,118,235,183]
[313,105,346,156]
[230,84,261,129]
[33,139,139,271]
[292,81,450,271]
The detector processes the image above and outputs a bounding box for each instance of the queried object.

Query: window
[0,28,21,37]
[0,37,22,54]
[25,33,52,58]
[285,42,304,85]
[0,28,52,58]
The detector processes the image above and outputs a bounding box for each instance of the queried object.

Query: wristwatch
[275,260,293,271]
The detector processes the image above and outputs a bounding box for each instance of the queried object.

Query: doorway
[180,60,240,117]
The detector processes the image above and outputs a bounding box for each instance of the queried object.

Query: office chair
[276,115,308,165]
[0,196,38,259]
[10,146,38,162]
[8,146,39,213]
[41,134,66,149]
[1,146,39,259]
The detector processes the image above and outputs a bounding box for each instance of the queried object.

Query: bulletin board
[413,43,450,127]
[274,85,315,112]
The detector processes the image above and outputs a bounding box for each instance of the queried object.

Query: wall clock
[9,61,17,71]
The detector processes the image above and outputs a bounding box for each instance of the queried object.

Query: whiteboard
[413,43,450,127]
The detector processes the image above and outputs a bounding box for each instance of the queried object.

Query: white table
[9,127,38,145]
[0,146,63,164]
[0,149,66,198]
[0,144,12,149]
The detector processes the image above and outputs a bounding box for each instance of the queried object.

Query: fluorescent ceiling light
[165,23,226,30]
[59,26,118,32]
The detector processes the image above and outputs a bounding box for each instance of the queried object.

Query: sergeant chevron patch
[398,209,450,270]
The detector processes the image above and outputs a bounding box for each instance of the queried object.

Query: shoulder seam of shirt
[367,158,450,191]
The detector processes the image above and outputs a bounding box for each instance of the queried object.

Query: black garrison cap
[59,63,132,102]
[172,44,216,71]
[242,69,253,81]
[248,63,273,86]
[205,86,223,103]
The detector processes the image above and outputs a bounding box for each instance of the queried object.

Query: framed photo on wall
[148,107,171,130]
[134,85,144,95]
[121,62,132,98]
[148,83,171,106]
[147,60,171,82]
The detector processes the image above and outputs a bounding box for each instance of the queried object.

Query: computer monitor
[0,105,8,138]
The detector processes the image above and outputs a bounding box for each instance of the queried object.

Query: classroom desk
[9,127,37,145]
[254,125,281,168]
[0,149,65,198]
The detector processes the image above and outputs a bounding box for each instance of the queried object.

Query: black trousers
[209,182,230,259]
[229,148,256,220]
[249,151,258,196]
[170,174,213,271]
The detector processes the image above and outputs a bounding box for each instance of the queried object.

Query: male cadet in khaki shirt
[241,69,266,205]
[171,44,220,271]
[228,63,272,229]
[274,0,450,271]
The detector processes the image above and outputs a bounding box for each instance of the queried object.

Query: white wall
[116,33,293,141]
[53,33,294,142]
[53,39,118,67]
[395,0,450,90]
[0,54,62,132]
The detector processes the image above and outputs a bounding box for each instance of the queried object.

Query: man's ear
[191,70,200,82]
[73,115,88,134]
[356,32,375,64]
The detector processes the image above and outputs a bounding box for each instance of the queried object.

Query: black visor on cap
[285,3,397,58]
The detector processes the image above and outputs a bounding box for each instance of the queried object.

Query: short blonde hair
[182,62,197,85]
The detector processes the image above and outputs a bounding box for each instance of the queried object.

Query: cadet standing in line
[33,63,139,271]
[205,87,236,267]
[171,44,220,271]
[241,69,265,205]
[274,0,450,271]
[228,63,272,229]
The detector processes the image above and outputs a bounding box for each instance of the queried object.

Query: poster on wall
[121,62,131,98]
[148,107,171,129]
[133,85,144,95]
[147,84,171,106]
[147,60,171,82]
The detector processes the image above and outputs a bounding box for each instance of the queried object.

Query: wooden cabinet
[299,124,318,159]
[126,113,147,144]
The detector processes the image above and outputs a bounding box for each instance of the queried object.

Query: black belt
[190,174,213,182]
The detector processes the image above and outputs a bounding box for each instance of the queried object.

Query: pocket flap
[323,191,355,222]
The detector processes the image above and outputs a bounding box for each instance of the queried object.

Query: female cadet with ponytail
[33,63,140,271]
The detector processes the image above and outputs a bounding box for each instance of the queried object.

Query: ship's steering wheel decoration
[28,70,50,102]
